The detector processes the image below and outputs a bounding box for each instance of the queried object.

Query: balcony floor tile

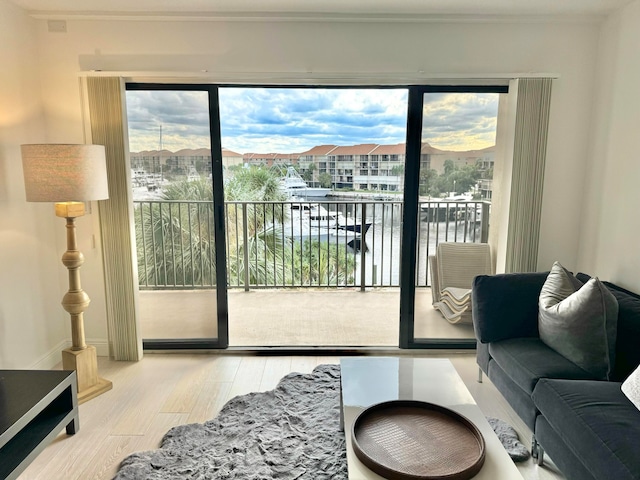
[139,288,475,346]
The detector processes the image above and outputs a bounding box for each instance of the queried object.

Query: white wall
[0,0,70,368]
[579,0,640,292]
[36,18,600,277]
[4,9,621,365]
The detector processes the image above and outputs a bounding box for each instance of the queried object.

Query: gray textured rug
[113,364,527,479]
[487,417,530,462]
[113,364,347,480]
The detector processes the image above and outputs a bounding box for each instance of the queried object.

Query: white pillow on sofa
[538,261,618,380]
[622,365,640,411]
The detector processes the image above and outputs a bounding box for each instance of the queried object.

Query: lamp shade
[21,144,109,202]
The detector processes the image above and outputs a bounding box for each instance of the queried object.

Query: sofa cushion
[532,378,640,480]
[605,281,640,381]
[488,337,596,395]
[487,359,539,430]
[538,262,618,380]
[472,272,548,343]
[534,416,598,480]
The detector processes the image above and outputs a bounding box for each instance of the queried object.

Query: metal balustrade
[134,199,489,290]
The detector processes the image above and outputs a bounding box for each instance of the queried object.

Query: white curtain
[85,76,142,361]
[505,77,553,273]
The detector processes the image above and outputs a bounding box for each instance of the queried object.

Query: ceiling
[8,0,635,19]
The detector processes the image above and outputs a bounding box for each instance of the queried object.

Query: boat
[420,196,480,222]
[290,202,371,233]
[131,168,164,192]
[286,202,370,252]
[186,166,200,182]
[281,167,331,198]
[337,219,373,235]
[286,221,368,252]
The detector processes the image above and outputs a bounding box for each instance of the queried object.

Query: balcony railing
[134,199,489,291]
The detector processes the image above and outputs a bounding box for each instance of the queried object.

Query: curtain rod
[77,71,559,84]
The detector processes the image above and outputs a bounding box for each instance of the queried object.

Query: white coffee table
[340,357,524,479]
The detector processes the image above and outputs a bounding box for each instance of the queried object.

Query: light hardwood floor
[18,353,565,480]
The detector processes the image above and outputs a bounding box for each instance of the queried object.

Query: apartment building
[130,142,495,192]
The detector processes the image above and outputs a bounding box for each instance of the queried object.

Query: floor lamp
[21,144,113,404]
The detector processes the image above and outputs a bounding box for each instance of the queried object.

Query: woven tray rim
[351,400,486,480]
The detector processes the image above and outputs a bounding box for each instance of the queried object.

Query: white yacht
[281,167,331,198]
[286,202,370,252]
[131,167,164,196]
[186,166,200,182]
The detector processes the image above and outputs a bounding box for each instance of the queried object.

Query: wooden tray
[351,400,485,480]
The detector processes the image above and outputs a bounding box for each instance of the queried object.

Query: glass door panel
[218,87,407,347]
[126,87,225,346]
[411,90,501,344]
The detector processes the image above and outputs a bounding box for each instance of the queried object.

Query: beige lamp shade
[21,144,109,202]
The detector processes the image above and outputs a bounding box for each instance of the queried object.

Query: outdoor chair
[429,242,493,324]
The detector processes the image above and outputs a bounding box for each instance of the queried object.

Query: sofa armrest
[472,272,548,343]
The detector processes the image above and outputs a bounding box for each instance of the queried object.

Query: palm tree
[224,166,290,285]
[136,179,216,287]
[291,240,356,285]
[135,165,357,288]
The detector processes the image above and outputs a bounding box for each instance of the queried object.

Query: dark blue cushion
[535,416,598,480]
[472,272,548,343]
[604,282,640,381]
[489,338,596,395]
[488,359,538,429]
[532,379,640,480]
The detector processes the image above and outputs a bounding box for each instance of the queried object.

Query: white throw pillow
[622,365,640,411]
[538,261,618,380]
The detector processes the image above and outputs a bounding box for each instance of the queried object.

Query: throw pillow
[622,365,640,411]
[538,261,618,380]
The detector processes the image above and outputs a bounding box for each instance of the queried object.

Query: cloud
[217,88,408,152]
[126,90,211,151]
[126,88,499,154]
[421,93,499,150]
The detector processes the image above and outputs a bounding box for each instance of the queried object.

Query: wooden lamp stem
[57,202,112,403]
[61,215,89,350]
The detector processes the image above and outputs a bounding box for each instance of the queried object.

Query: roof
[370,143,406,155]
[221,148,243,157]
[299,145,338,156]
[329,144,379,156]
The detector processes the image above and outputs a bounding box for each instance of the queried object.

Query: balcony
[138,287,476,346]
[134,199,489,346]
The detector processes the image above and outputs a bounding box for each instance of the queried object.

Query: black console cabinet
[0,370,79,480]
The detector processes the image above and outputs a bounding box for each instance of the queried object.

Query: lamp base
[62,345,113,404]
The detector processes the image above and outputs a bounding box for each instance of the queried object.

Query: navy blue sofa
[472,272,640,480]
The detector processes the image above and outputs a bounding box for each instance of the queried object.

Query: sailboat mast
[158,124,163,179]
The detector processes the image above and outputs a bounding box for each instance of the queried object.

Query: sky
[126,88,500,154]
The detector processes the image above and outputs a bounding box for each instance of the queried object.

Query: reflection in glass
[414,92,500,341]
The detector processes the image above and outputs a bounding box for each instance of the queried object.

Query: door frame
[398,85,509,349]
[127,83,229,349]
[127,82,508,350]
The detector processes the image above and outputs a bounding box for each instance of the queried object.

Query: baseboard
[87,338,110,357]
[31,338,111,370]
[31,340,69,370]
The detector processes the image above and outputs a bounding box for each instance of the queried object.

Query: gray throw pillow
[538,261,618,380]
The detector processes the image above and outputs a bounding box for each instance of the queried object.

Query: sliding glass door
[125,85,228,348]
[123,82,507,350]
[217,87,407,347]
[400,86,506,348]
